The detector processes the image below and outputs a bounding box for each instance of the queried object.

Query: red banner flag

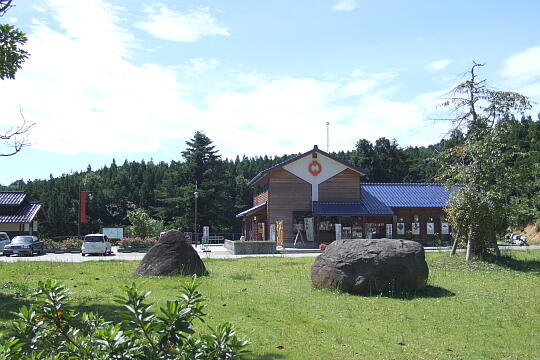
[80,191,86,223]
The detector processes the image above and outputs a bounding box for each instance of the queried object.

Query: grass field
[0,251,539,359]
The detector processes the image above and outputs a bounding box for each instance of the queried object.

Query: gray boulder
[134,230,208,276]
[311,239,428,294]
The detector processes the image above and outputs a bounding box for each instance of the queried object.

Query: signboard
[427,223,435,235]
[304,217,314,242]
[396,223,405,236]
[386,224,393,238]
[202,226,209,244]
[441,223,449,235]
[269,224,276,241]
[412,222,420,235]
[183,232,192,244]
[103,227,124,239]
[335,224,342,241]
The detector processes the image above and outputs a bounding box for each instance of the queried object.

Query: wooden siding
[253,191,268,206]
[267,168,311,243]
[318,169,360,201]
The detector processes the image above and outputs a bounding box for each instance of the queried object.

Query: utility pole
[326,122,330,152]
[193,181,199,247]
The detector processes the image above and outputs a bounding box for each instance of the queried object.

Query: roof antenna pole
[326,122,330,152]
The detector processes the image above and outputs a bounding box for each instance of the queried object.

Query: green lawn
[0,251,539,359]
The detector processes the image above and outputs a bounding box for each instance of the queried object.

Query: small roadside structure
[134,229,207,276]
[224,239,277,255]
[0,191,46,237]
[311,239,428,295]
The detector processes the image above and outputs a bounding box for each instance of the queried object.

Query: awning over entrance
[313,193,393,216]
[236,202,267,218]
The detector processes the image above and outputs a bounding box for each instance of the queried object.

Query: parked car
[81,234,112,256]
[0,232,10,252]
[515,235,528,246]
[3,236,44,256]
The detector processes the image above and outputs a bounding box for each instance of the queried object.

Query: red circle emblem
[308,160,322,176]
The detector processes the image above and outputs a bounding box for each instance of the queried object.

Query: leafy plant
[126,203,163,239]
[43,238,82,249]
[0,277,249,359]
[118,237,158,249]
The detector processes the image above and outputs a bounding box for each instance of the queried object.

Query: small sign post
[386,224,393,239]
[202,226,210,252]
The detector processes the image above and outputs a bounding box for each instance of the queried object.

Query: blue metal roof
[313,197,393,216]
[362,183,452,208]
[0,192,27,206]
[0,203,42,223]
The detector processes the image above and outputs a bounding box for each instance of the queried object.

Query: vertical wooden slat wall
[318,169,361,201]
[267,168,311,243]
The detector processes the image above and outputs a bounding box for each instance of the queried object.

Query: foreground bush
[0,277,249,359]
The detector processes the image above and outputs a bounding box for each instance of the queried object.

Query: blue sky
[1,0,539,185]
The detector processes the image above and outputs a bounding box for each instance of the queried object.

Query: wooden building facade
[236,146,452,247]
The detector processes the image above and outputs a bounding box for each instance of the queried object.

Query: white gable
[283,151,349,201]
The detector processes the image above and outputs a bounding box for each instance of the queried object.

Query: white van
[0,232,10,252]
[81,234,112,256]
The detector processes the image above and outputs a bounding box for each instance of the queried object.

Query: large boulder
[311,239,428,294]
[134,230,208,276]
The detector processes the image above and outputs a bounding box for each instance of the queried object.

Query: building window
[318,216,339,233]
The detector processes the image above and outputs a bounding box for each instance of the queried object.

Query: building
[236,146,453,247]
[0,191,46,237]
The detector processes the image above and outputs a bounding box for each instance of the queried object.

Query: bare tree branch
[0,0,13,16]
[1,107,35,156]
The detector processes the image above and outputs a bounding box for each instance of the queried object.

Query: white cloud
[427,59,453,72]
[501,45,540,82]
[135,5,229,42]
[0,0,199,155]
[332,0,357,11]
[499,46,540,116]
[182,58,220,76]
[0,0,453,163]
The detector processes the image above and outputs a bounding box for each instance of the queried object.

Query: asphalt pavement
[0,244,538,263]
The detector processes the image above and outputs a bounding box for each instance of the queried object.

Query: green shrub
[126,204,163,239]
[118,237,158,249]
[43,238,82,249]
[0,277,249,359]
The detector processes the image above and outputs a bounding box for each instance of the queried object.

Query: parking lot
[0,244,537,263]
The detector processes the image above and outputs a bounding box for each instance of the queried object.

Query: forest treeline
[2,115,539,238]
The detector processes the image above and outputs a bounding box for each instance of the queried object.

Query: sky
[1,0,539,185]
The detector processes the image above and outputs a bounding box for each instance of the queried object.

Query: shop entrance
[364,223,385,238]
[316,215,364,242]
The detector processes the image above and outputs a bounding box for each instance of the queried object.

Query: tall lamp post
[194,191,199,246]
